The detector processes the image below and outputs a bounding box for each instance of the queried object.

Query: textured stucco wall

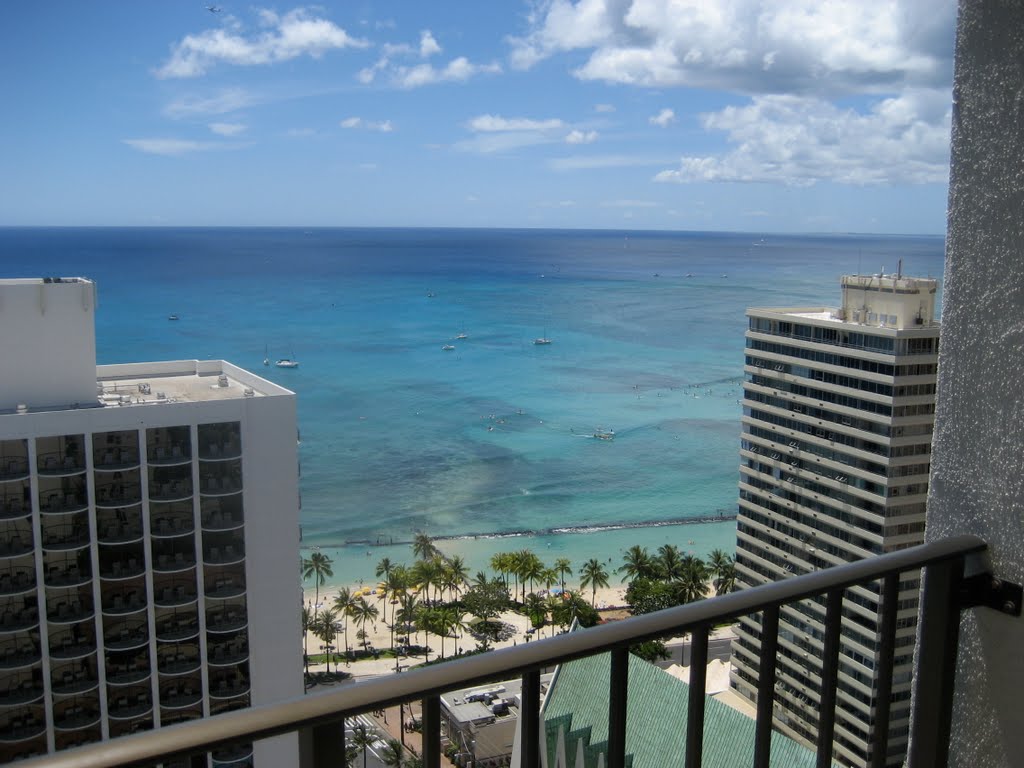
[915,2,1024,765]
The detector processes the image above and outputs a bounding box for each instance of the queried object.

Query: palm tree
[524,592,547,633]
[445,555,469,602]
[490,552,512,595]
[579,558,610,607]
[351,596,380,650]
[380,738,406,768]
[554,558,573,593]
[301,551,334,616]
[657,544,683,580]
[314,607,339,673]
[383,564,410,654]
[708,549,736,594]
[349,723,374,768]
[333,587,356,655]
[515,550,543,602]
[675,555,709,604]
[714,560,738,595]
[619,545,655,582]
[412,532,440,561]
[301,603,313,675]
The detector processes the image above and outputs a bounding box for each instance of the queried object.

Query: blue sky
[0,1,956,233]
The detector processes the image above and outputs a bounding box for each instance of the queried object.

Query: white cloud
[286,128,316,137]
[156,8,368,78]
[649,108,675,127]
[340,117,394,132]
[508,0,954,96]
[420,30,442,57]
[654,90,951,186]
[469,115,564,132]
[209,122,246,136]
[565,129,598,144]
[393,57,501,88]
[164,88,256,118]
[122,138,223,156]
[594,103,616,113]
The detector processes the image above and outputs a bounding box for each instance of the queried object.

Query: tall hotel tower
[0,278,302,765]
[730,270,940,768]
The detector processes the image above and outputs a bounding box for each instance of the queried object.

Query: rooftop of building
[441,674,554,727]
[543,648,826,768]
[1,360,293,416]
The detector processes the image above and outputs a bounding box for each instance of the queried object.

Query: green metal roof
[542,650,825,768]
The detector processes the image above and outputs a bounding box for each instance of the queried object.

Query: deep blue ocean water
[0,228,945,584]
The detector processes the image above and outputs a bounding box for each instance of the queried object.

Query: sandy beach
[301,581,632,679]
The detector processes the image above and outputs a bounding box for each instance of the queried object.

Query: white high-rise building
[0,278,302,766]
[730,271,940,768]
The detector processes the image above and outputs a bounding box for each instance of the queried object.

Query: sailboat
[275,347,299,368]
[263,344,269,366]
[533,329,552,345]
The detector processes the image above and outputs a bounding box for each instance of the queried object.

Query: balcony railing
[16,535,1006,768]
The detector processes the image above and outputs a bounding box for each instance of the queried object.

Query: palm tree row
[618,544,737,607]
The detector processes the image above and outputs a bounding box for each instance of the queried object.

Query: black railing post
[608,647,629,768]
[521,668,541,768]
[907,557,965,768]
[685,624,709,768]
[815,589,843,768]
[422,694,441,768]
[753,605,780,768]
[305,718,344,768]
[870,572,900,768]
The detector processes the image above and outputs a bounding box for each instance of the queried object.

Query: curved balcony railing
[211,743,254,768]
[150,516,194,538]
[37,454,85,476]
[202,511,244,532]
[107,693,153,721]
[160,685,203,710]
[101,591,146,616]
[153,551,197,573]
[0,640,40,669]
[52,706,101,732]
[0,570,34,597]
[149,481,194,503]
[92,450,141,471]
[93,485,142,509]
[206,608,247,634]
[153,584,198,609]
[198,442,242,462]
[50,635,97,661]
[50,670,99,697]
[0,536,33,559]
[41,523,90,552]
[0,607,39,633]
[208,678,250,701]
[0,714,46,743]
[44,565,91,589]
[39,492,88,515]
[106,665,151,687]
[199,476,242,496]
[155,617,199,643]
[0,457,29,482]
[98,525,144,546]
[0,681,45,706]
[46,599,94,625]
[204,545,245,566]
[0,497,29,522]
[207,637,248,667]
[102,624,148,652]
[147,444,191,466]
[99,558,146,581]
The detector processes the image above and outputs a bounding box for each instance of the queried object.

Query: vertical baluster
[907,557,964,768]
[753,605,780,768]
[870,572,900,768]
[521,668,541,768]
[422,695,441,768]
[815,589,843,768]
[608,647,629,768]
[686,624,709,768]
[305,717,344,768]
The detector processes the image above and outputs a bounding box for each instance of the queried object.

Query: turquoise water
[0,228,945,585]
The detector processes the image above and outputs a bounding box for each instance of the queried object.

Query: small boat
[263,344,269,367]
[168,314,179,321]
[442,344,456,351]
[594,429,615,440]
[533,337,552,346]
[455,331,468,340]
[275,359,299,369]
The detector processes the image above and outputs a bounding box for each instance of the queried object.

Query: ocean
[0,227,945,587]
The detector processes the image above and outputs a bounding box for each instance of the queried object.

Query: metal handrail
[18,534,988,768]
